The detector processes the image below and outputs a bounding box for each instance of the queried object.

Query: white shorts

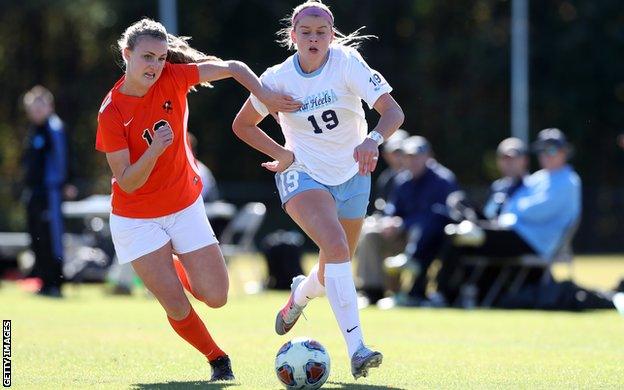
[109,196,218,264]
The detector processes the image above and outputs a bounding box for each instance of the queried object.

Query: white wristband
[367,130,384,146]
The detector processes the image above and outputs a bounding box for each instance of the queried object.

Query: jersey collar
[293,48,331,78]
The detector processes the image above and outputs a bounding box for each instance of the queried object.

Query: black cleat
[209,355,235,381]
[36,285,63,298]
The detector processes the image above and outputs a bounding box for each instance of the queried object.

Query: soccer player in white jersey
[232,0,404,380]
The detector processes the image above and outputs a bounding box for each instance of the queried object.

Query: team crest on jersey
[162,100,173,113]
[298,89,338,113]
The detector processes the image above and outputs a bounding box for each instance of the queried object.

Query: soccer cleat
[350,343,383,380]
[275,275,307,335]
[209,355,235,381]
[36,285,63,298]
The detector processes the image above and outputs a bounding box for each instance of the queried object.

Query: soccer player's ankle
[207,350,227,362]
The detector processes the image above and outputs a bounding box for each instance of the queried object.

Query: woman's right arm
[105,124,173,193]
[197,61,301,113]
[232,98,293,172]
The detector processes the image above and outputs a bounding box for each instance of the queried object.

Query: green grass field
[2,255,624,389]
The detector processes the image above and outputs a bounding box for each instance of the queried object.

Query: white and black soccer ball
[275,337,331,389]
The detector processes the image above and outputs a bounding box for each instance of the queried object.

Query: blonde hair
[117,18,221,88]
[276,0,376,51]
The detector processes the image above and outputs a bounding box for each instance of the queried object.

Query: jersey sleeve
[344,48,393,109]
[168,62,200,91]
[248,71,272,117]
[95,105,127,153]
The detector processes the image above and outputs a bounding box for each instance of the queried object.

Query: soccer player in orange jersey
[96,18,300,382]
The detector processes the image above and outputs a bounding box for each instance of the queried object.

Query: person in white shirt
[232,0,403,380]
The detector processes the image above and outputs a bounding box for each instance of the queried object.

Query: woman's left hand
[259,87,302,113]
[353,138,380,175]
[261,149,295,173]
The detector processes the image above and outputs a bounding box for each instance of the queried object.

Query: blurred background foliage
[1,0,623,251]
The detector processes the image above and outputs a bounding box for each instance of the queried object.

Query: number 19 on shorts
[279,171,300,197]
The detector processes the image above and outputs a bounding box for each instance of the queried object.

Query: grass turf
[2,255,624,389]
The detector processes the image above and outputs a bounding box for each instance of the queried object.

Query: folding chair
[460,219,579,307]
[219,202,267,260]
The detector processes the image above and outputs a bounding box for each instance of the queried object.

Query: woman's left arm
[353,93,404,175]
[197,61,300,112]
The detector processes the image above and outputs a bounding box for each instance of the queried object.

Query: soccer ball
[275,337,331,389]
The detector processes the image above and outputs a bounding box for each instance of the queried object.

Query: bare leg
[132,241,227,364]
[131,241,190,320]
[284,190,365,358]
[318,218,363,281]
[177,244,229,308]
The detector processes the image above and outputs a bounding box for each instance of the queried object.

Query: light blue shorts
[275,170,371,219]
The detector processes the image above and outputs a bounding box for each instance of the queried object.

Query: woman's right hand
[150,123,174,156]
[261,149,295,173]
[259,87,302,113]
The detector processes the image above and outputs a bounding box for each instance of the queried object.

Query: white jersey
[250,45,392,185]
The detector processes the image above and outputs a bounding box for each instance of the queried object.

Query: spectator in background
[370,129,408,212]
[187,132,219,202]
[447,137,529,223]
[445,137,530,303]
[439,128,581,305]
[483,137,529,220]
[356,136,459,305]
[21,85,69,297]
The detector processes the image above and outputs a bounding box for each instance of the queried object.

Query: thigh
[177,244,229,299]
[109,214,170,264]
[167,196,218,255]
[285,189,349,259]
[131,241,190,320]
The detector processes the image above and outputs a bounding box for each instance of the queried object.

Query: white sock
[324,261,364,358]
[294,263,325,306]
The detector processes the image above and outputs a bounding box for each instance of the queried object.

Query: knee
[322,235,350,260]
[206,293,228,308]
[195,288,228,308]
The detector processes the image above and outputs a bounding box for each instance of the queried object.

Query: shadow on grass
[131,381,405,389]
[327,382,406,389]
[131,381,239,389]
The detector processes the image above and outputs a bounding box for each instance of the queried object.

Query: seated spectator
[483,137,529,219]
[446,137,532,302]
[447,137,529,223]
[438,128,582,305]
[355,136,459,305]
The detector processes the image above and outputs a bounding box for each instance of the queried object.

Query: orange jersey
[96,62,203,218]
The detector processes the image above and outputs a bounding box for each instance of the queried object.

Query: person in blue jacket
[438,128,581,305]
[356,136,459,304]
[22,86,69,297]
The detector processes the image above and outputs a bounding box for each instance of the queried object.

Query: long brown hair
[117,18,220,88]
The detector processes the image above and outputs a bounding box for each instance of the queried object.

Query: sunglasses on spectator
[537,146,560,156]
